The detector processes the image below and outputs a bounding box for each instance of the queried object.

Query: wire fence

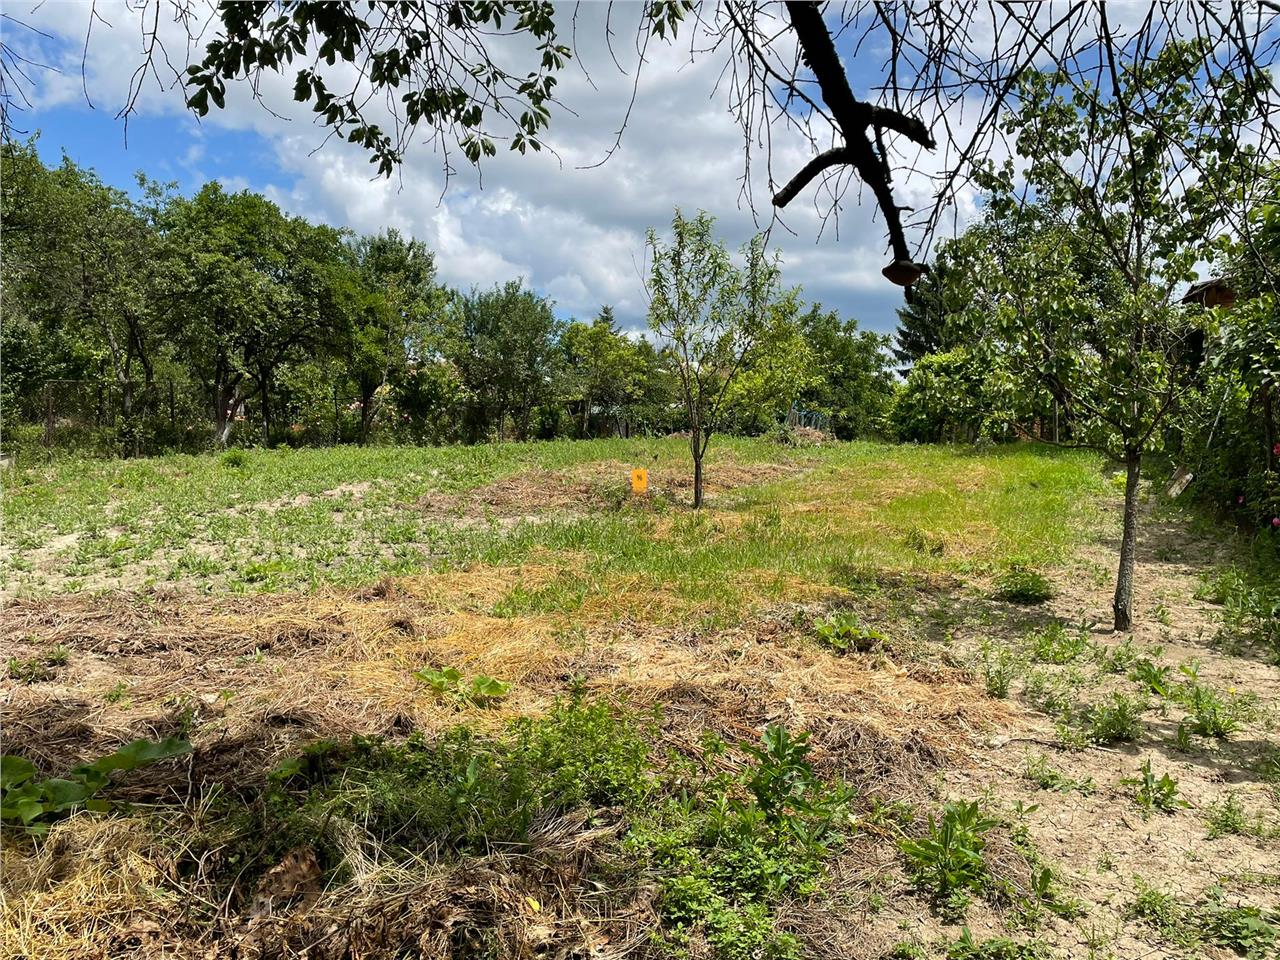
[24,379,208,457]
[786,404,831,433]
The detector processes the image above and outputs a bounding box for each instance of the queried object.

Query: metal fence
[26,379,210,456]
[785,404,831,433]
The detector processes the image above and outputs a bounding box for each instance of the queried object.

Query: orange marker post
[630,468,648,495]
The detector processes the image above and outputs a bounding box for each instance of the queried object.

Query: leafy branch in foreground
[0,737,191,833]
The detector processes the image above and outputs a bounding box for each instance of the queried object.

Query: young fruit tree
[646,209,784,508]
[955,42,1261,630]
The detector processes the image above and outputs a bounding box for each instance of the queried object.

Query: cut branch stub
[777,1,936,285]
[882,259,928,287]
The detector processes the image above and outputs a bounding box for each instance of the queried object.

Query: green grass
[1,440,1106,614]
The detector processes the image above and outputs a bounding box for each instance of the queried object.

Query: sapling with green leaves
[646,209,790,508]
[954,42,1259,630]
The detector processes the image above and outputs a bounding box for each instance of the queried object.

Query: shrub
[994,567,1055,604]
[1083,693,1146,744]
[899,799,998,918]
[814,612,886,654]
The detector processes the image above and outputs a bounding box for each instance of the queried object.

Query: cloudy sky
[8,2,980,336]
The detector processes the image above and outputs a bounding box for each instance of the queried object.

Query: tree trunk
[1112,449,1142,631]
[1264,384,1275,474]
[259,374,272,447]
[359,378,376,446]
[214,382,241,448]
[691,429,705,510]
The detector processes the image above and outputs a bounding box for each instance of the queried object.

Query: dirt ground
[1,490,1277,959]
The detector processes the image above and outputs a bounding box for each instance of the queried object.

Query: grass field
[2,439,1277,960]
[2,438,1103,605]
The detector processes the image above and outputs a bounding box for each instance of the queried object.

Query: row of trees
[0,141,896,457]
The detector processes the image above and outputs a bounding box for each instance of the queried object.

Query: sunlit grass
[2,439,1107,608]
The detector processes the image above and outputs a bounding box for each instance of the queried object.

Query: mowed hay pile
[416,456,804,518]
[1,566,1012,959]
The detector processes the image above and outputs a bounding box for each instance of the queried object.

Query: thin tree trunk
[359,378,376,446]
[260,375,271,447]
[214,382,241,448]
[1264,384,1275,474]
[1113,448,1142,631]
[691,428,705,510]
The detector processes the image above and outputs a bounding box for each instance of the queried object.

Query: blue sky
[11,2,961,338]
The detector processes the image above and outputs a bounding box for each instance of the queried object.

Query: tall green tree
[959,43,1255,629]
[345,229,442,444]
[163,183,357,446]
[561,306,659,438]
[799,304,895,439]
[0,140,172,453]
[445,280,561,442]
[646,209,783,508]
[892,252,965,371]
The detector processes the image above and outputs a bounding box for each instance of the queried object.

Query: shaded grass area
[2,440,1106,615]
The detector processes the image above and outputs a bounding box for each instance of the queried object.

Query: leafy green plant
[947,927,1049,960]
[1121,760,1188,816]
[221,448,249,468]
[742,724,819,820]
[1203,792,1275,839]
[1092,637,1138,674]
[994,566,1055,604]
[814,611,886,654]
[1023,753,1095,795]
[1128,658,1173,697]
[1130,880,1278,958]
[899,799,998,918]
[1196,894,1279,958]
[1082,693,1146,744]
[1171,721,1194,752]
[1,737,191,834]
[633,722,849,960]
[7,655,54,684]
[979,639,1020,698]
[414,665,511,707]
[1176,681,1248,739]
[1028,621,1089,664]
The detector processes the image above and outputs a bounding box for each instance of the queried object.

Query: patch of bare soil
[416,456,806,519]
[250,480,375,514]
